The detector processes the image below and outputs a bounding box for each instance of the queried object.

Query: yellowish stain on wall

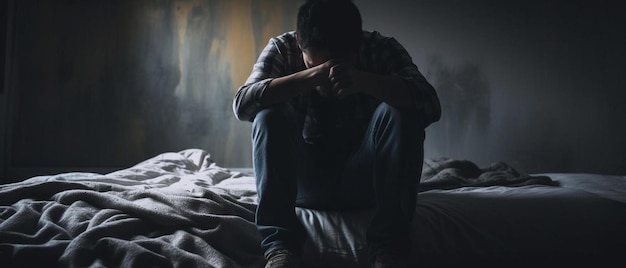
[258,0,297,50]
[222,0,299,91]
[222,0,257,91]
[170,0,299,94]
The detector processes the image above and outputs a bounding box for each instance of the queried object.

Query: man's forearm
[355,71,413,108]
[259,68,320,107]
[259,62,415,109]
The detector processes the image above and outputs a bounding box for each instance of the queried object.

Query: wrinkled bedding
[0,150,263,268]
[1,149,625,268]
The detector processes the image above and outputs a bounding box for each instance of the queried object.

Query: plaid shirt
[233,30,441,134]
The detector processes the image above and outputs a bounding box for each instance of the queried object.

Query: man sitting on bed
[232,0,440,267]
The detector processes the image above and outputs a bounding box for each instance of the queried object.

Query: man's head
[296,0,362,67]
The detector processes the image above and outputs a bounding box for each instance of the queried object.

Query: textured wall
[358,0,626,174]
[8,0,299,178]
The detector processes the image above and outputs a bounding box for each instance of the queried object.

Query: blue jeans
[252,102,425,259]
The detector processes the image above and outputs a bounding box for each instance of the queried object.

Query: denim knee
[252,103,298,140]
[370,103,424,142]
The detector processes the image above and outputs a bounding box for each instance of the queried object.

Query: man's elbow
[233,103,253,122]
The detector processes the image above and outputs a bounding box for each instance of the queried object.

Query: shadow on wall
[424,55,491,164]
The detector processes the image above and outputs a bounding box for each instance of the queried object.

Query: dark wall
[357,0,626,174]
[2,0,300,181]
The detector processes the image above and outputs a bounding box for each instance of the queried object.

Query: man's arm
[356,71,413,108]
[328,32,441,125]
[233,33,341,121]
[375,36,441,125]
[258,64,326,107]
[330,65,413,108]
[233,34,304,122]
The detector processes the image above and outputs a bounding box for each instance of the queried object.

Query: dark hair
[296,0,362,55]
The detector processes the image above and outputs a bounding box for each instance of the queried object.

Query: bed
[1,148,625,267]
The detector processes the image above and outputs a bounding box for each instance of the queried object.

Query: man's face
[297,33,358,68]
[302,48,331,69]
[302,48,358,69]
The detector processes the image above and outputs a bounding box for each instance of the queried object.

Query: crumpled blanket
[419,158,557,192]
[0,149,264,268]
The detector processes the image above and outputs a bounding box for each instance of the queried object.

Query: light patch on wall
[424,55,491,164]
[222,0,256,90]
[221,0,297,92]
[173,0,202,100]
[256,0,297,52]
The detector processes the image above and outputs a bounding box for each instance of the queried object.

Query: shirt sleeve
[232,37,287,122]
[376,35,442,127]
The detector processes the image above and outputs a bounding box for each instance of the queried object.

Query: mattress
[299,175,626,267]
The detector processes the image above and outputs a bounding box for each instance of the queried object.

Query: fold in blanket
[419,158,557,192]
